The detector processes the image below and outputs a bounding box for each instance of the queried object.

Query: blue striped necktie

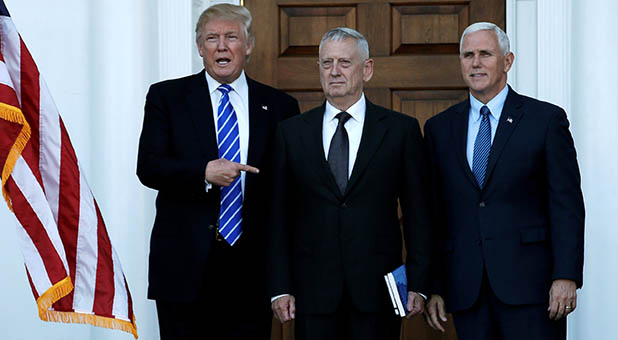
[216,84,242,245]
[472,105,492,188]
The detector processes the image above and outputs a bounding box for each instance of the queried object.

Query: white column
[506,0,538,98]
[569,1,618,339]
[159,0,193,80]
[89,1,159,339]
[536,0,572,113]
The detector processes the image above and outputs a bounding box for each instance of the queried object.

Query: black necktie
[328,111,352,194]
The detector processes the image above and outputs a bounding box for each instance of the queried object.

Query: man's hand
[548,279,577,320]
[405,292,424,318]
[272,295,296,323]
[424,294,447,332]
[205,158,259,187]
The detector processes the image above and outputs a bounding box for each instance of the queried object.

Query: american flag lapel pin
[262,105,268,110]
[506,117,513,123]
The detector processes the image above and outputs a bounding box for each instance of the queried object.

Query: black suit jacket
[424,86,585,312]
[137,70,300,301]
[268,100,432,314]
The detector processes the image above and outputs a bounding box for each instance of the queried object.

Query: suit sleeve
[267,125,293,298]
[545,108,585,287]
[136,84,210,194]
[423,118,447,296]
[400,117,433,296]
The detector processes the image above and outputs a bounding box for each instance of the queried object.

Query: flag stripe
[94,200,115,317]
[6,176,67,284]
[73,172,97,313]
[39,78,62,224]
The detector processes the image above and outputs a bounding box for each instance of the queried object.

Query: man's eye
[321,61,332,68]
[206,36,217,42]
[340,61,351,67]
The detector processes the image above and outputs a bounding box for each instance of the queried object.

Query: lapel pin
[262,105,268,110]
[506,117,513,123]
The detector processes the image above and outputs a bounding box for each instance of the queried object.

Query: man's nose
[472,54,481,67]
[330,62,341,75]
[216,37,227,51]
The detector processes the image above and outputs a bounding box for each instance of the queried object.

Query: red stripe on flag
[25,266,40,300]
[0,84,21,108]
[0,119,21,165]
[18,38,44,189]
[93,201,115,317]
[52,117,82,312]
[5,177,67,284]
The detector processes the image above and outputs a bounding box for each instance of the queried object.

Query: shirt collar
[469,84,509,122]
[205,70,248,96]
[324,93,366,123]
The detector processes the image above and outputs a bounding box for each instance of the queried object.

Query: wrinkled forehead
[461,30,500,51]
[319,39,360,60]
[203,19,244,35]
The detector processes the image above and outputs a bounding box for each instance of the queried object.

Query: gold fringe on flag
[36,276,138,338]
[0,101,31,211]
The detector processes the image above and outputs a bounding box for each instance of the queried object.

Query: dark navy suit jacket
[137,70,299,301]
[424,86,584,312]
[268,101,432,314]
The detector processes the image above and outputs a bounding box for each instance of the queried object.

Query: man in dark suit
[137,4,300,339]
[268,27,432,340]
[423,22,584,340]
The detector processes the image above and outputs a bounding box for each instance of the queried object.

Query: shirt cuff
[271,294,290,304]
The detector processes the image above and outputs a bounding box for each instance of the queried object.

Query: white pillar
[159,0,193,80]
[569,0,618,339]
[536,0,572,113]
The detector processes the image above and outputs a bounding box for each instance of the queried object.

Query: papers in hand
[384,264,408,317]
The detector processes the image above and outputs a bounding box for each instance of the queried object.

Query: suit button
[341,203,348,208]
[208,224,215,230]
[479,202,486,208]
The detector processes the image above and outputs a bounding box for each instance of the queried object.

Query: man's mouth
[216,58,231,66]
[470,73,486,78]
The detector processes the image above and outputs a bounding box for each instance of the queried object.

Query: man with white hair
[268,27,432,340]
[423,22,584,340]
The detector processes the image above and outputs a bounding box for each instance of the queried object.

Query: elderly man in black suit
[423,22,584,340]
[137,4,299,340]
[268,27,432,340]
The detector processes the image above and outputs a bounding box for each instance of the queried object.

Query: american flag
[0,1,137,338]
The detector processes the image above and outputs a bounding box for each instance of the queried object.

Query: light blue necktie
[472,105,492,188]
[217,84,242,245]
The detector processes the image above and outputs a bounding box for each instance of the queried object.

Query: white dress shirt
[322,94,366,177]
[205,71,250,194]
[466,85,509,169]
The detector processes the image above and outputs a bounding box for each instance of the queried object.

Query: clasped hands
[205,158,259,187]
[271,292,425,324]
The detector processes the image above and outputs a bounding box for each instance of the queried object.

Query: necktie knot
[218,84,232,95]
[335,111,352,126]
[480,105,490,118]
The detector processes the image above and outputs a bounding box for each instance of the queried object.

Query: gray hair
[195,4,254,46]
[319,27,370,60]
[460,22,510,56]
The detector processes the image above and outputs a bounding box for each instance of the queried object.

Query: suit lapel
[484,87,524,186]
[301,104,342,198]
[451,99,479,189]
[188,70,218,160]
[246,77,268,175]
[346,100,387,194]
